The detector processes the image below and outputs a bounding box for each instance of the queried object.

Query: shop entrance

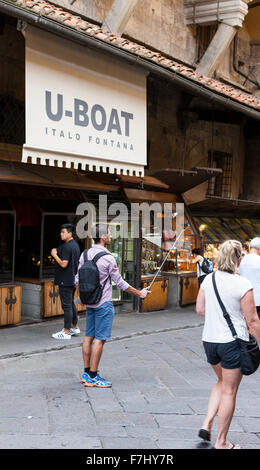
[0,205,22,327]
[0,211,15,283]
[106,221,139,312]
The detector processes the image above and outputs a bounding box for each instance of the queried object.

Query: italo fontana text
[45,127,134,150]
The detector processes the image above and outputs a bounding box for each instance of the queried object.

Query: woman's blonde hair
[216,240,242,274]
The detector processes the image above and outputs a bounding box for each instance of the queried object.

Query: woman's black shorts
[203,340,241,369]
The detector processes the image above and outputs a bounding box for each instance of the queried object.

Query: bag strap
[92,251,112,288]
[212,272,238,339]
[92,251,111,264]
[83,249,88,263]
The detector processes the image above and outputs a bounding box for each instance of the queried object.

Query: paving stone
[95,411,158,427]
[0,318,260,450]
[0,434,102,449]
[101,437,159,449]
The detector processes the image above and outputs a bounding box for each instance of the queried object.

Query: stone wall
[51,0,259,94]
[50,0,197,65]
[0,16,25,102]
[242,137,260,201]
[147,77,245,204]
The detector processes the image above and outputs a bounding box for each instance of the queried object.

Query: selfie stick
[147,221,190,291]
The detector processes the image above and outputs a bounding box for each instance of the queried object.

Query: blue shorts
[203,340,241,369]
[85,301,114,341]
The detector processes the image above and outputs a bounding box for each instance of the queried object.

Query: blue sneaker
[93,374,112,388]
[81,372,96,387]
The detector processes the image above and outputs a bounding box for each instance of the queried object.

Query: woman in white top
[196,240,260,449]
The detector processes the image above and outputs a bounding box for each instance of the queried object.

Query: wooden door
[0,285,22,326]
[43,281,63,317]
[43,282,85,317]
[141,278,168,312]
[181,276,198,305]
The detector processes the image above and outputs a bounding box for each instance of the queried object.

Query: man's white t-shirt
[239,253,260,307]
[201,271,252,343]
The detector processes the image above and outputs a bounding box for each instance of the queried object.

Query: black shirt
[54,239,80,287]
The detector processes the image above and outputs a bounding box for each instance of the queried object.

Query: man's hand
[51,248,57,258]
[139,287,151,299]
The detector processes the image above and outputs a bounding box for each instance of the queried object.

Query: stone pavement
[0,306,260,450]
[0,306,202,359]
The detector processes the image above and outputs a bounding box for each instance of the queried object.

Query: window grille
[197,24,218,62]
[207,152,233,198]
[0,95,25,145]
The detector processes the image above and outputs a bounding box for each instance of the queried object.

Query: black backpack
[200,257,214,275]
[78,250,111,305]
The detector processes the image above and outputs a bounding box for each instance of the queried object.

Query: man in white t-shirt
[239,237,260,318]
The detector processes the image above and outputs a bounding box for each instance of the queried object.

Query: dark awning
[189,196,260,218]
[0,160,110,191]
[150,167,222,194]
[119,175,169,190]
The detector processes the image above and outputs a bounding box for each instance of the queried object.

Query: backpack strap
[83,249,88,263]
[92,251,112,287]
[92,251,111,264]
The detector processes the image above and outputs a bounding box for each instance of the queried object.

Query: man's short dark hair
[91,224,109,243]
[60,223,74,234]
[192,248,201,255]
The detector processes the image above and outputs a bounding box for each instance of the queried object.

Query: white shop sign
[23,26,147,176]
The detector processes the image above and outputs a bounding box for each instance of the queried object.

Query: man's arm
[125,285,150,299]
[192,255,203,265]
[75,252,84,285]
[51,248,69,269]
[107,257,149,298]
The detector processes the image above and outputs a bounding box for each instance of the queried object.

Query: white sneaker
[70,326,80,336]
[52,329,71,339]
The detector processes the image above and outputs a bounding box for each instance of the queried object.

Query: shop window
[13,199,41,279]
[105,225,123,302]
[141,205,198,277]
[13,197,86,280]
[207,152,233,198]
[197,24,218,62]
[195,216,260,265]
[42,214,86,279]
[0,212,15,283]
[0,95,25,145]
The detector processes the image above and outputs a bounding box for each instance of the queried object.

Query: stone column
[196,23,237,76]
[102,0,139,36]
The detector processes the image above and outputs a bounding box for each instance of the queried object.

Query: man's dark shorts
[86,301,114,341]
[203,340,241,369]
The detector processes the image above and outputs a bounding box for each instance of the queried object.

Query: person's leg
[84,302,114,388]
[214,367,242,449]
[89,339,106,372]
[82,308,95,369]
[59,286,72,334]
[71,286,78,329]
[201,363,222,435]
[90,301,114,371]
[81,306,95,384]
[82,335,95,369]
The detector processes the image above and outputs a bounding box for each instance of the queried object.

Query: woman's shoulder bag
[212,272,260,376]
